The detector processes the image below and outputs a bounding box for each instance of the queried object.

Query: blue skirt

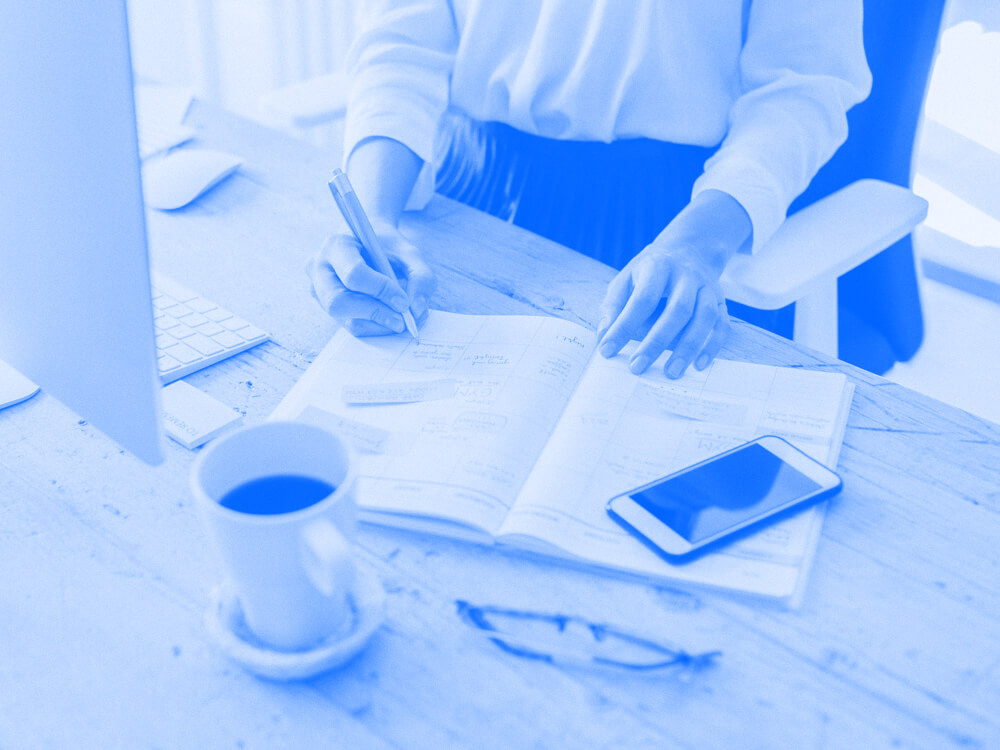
[436,119,922,374]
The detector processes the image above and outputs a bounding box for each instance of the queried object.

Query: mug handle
[300,519,354,597]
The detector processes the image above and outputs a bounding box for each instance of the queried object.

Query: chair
[722,0,947,370]
[720,179,927,358]
[263,1,947,370]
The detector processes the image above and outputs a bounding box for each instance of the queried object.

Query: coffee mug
[192,421,357,651]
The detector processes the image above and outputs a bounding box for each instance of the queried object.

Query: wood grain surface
[1,101,998,750]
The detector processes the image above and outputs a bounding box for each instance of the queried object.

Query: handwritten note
[342,378,458,405]
[395,342,466,372]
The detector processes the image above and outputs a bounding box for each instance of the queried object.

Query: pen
[327,168,419,340]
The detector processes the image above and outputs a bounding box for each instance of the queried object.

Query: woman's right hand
[306,223,435,336]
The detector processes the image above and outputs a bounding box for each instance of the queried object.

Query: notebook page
[498,344,850,600]
[271,311,596,536]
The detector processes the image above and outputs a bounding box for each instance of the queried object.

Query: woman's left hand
[596,242,730,378]
[595,189,751,379]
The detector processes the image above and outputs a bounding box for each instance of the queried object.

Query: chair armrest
[258,71,349,130]
[720,179,928,310]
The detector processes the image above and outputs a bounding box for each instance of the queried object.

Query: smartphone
[606,435,842,559]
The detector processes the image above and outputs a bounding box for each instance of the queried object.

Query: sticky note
[341,378,457,405]
[633,382,747,426]
[161,380,242,449]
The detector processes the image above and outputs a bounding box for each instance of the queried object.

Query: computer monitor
[0,1,165,464]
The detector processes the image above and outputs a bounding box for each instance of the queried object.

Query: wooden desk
[2,102,999,749]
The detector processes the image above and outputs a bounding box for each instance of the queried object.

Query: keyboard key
[158,354,182,372]
[169,343,201,364]
[155,314,180,332]
[210,330,244,348]
[177,311,209,327]
[236,326,267,341]
[172,325,197,340]
[187,298,216,314]
[186,333,224,356]
[197,321,225,336]
[221,316,250,332]
[153,295,179,311]
[205,308,233,323]
[156,333,179,349]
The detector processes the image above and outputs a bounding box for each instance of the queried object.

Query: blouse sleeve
[343,0,458,209]
[691,0,872,253]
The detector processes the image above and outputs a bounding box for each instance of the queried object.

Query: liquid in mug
[218,475,335,515]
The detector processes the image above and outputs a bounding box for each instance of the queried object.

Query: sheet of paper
[497,343,849,600]
[271,311,597,535]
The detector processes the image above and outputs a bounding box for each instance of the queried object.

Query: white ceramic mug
[192,421,357,652]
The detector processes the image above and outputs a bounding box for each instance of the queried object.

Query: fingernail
[385,315,404,332]
[629,354,651,374]
[390,294,409,312]
[596,316,609,335]
[666,360,686,379]
[695,354,710,371]
[412,296,427,318]
[599,339,618,358]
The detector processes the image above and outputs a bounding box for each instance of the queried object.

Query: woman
[307,0,871,377]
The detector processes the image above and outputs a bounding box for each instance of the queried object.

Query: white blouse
[343,0,871,253]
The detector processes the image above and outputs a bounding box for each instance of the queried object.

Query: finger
[308,254,406,332]
[694,307,730,371]
[663,292,720,379]
[596,270,634,338]
[599,261,670,358]
[325,236,410,313]
[327,290,405,333]
[626,276,698,373]
[307,255,347,316]
[344,319,399,337]
[393,253,436,320]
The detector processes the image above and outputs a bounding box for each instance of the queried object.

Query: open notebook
[272,311,854,605]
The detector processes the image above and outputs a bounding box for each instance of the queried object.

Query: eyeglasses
[456,600,721,677]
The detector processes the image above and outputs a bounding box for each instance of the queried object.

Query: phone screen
[630,443,821,543]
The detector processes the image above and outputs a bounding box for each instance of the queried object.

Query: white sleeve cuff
[692,155,786,255]
[342,115,437,211]
[343,61,450,210]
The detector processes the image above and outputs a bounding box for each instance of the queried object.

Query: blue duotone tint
[630,444,820,543]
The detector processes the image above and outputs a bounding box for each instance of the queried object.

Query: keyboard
[151,275,270,383]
